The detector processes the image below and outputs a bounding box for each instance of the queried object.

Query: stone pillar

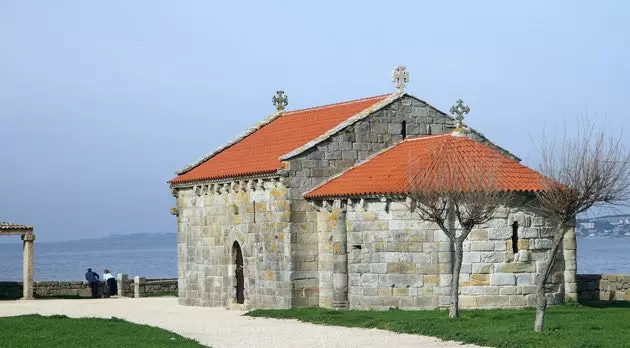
[134,276,145,298]
[117,273,128,297]
[21,234,35,300]
[563,227,577,302]
[331,200,348,309]
[316,205,334,308]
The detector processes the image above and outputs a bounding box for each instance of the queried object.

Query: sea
[0,234,628,281]
[0,233,177,281]
[575,237,630,274]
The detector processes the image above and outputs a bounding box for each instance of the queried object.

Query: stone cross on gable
[450,98,470,133]
[272,90,288,111]
[391,66,409,92]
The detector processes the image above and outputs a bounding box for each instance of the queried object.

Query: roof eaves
[279,92,405,161]
[465,128,522,163]
[174,110,283,176]
[0,222,33,230]
[307,188,542,199]
[309,193,409,200]
[170,170,281,188]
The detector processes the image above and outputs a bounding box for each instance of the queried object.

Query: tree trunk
[534,279,547,332]
[534,226,565,332]
[449,241,463,319]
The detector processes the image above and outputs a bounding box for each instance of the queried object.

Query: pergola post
[21,233,35,299]
[1,222,35,300]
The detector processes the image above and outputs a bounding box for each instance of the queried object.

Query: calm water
[576,237,630,274]
[0,236,628,281]
[0,234,177,281]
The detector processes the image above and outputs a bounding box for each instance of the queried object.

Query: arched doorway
[232,241,244,304]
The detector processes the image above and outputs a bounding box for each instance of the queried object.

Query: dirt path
[0,297,482,348]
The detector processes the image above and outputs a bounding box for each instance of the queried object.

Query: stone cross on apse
[272,90,288,111]
[450,98,470,132]
[391,66,409,92]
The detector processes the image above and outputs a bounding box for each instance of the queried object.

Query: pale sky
[1,1,628,241]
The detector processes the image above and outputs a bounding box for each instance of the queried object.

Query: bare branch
[532,117,630,332]
[535,118,630,224]
[407,136,514,238]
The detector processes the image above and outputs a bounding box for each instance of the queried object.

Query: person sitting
[85,268,100,298]
[103,269,117,298]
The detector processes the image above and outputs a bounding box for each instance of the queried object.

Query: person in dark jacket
[85,268,100,298]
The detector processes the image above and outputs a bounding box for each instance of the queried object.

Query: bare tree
[532,120,630,331]
[407,136,514,318]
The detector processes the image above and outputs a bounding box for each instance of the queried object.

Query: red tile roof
[170,94,390,184]
[305,134,546,198]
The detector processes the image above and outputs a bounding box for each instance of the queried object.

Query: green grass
[0,314,206,348]
[246,302,630,348]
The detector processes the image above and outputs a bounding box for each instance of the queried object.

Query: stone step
[228,302,247,311]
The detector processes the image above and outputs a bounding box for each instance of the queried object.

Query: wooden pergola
[0,222,35,299]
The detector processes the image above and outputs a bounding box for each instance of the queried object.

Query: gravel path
[0,297,482,348]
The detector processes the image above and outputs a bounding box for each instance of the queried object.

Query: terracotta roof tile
[170,94,390,184]
[0,221,32,230]
[305,134,546,198]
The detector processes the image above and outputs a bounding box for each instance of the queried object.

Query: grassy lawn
[247,302,630,348]
[0,314,205,348]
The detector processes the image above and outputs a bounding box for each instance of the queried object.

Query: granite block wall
[315,198,576,310]
[0,277,176,299]
[174,178,292,308]
[577,274,630,301]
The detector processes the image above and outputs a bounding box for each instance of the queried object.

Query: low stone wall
[0,280,111,298]
[135,278,178,297]
[0,276,178,299]
[577,274,630,301]
[35,280,109,298]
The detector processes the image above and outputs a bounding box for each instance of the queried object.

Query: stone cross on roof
[272,90,288,111]
[450,98,470,133]
[391,66,409,92]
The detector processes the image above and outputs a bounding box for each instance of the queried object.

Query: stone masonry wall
[284,96,463,307]
[0,277,176,299]
[577,274,630,301]
[315,198,576,310]
[138,278,178,297]
[175,178,292,308]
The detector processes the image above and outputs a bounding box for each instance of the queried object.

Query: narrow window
[511,221,519,253]
[252,201,256,223]
[401,121,407,139]
[352,245,362,250]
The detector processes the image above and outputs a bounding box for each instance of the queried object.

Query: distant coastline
[0,232,176,247]
[576,214,630,238]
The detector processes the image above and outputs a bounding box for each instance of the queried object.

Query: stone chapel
[168,67,577,310]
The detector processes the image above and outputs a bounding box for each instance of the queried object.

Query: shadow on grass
[579,300,630,309]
